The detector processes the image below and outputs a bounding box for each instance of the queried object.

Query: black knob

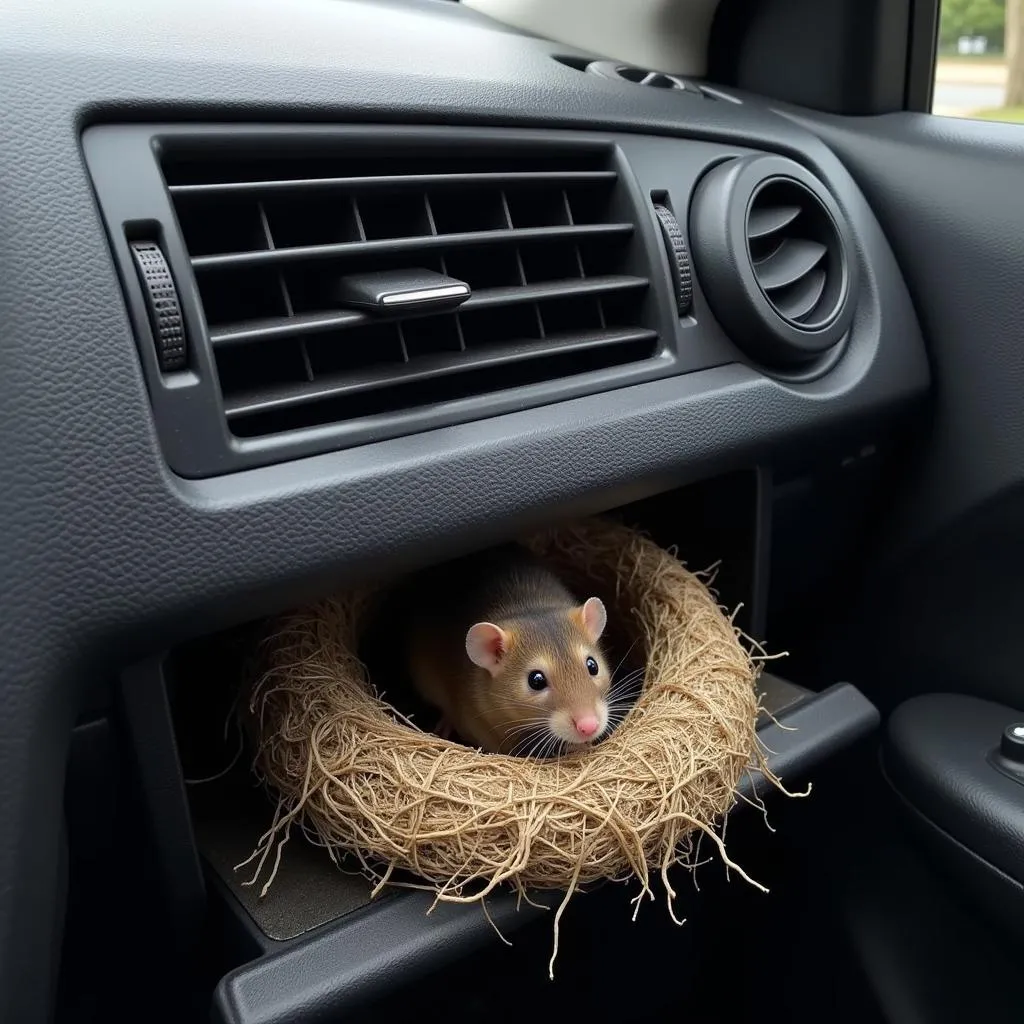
[129,242,187,373]
[653,203,693,317]
[1000,723,1024,763]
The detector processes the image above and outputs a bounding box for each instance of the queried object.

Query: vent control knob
[129,242,187,373]
[653,203,693,317]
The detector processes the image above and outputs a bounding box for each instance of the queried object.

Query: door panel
[794,110,1024,715]
[784,109,1024,1010]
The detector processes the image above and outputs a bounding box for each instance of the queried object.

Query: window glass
[934,0,1024,123]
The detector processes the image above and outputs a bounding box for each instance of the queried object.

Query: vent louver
[746,180,843,329]
[163,144,658,439]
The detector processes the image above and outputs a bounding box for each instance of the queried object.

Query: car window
[934,0,1024,123]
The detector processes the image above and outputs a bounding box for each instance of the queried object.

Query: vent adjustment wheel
[689,154,857,368]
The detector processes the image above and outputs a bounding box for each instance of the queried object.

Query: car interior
[3,0,1024,1021]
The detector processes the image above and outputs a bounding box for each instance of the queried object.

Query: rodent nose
[574,715,599,739]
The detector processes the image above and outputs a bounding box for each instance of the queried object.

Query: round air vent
[689,154,858,368]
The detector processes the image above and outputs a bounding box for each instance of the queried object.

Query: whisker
[459,702,544,727]
[525,732,551,761]
[507,722,548,749]
[606,702,637,717]
[611,666,645,689]
[510,730,549,758]
[606,675,647,700]
[504,721,549,739]
[609,675,645,699]
[611,638,640,679]
[506,731,547,757]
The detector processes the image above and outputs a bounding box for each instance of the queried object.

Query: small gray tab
[335,268,471,315]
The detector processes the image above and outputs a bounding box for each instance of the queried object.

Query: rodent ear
[579,596,607,643]
[465,621,509,673]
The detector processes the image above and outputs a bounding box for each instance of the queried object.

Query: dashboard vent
[689,154,857,369]
[162,144,657,439]
[587,61,697,90]
[552,58,735,100]
[746,180,843,329]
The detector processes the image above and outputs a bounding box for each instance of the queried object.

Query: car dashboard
[0,1,927,1021]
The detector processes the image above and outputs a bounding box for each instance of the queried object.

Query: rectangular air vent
[162,140,661,440]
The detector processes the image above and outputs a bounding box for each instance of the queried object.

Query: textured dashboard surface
[797,112,1024,553]
[0,1,927,1020]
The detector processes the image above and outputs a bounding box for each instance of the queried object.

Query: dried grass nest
[244,518,779,962]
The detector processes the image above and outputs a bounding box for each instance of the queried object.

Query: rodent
[399,544,612,756]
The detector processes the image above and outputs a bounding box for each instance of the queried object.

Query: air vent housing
[584,60,701,92]
[84,126,695,476]
[162,135,661,445]
[553,56,733,101]
[689,154,857,368]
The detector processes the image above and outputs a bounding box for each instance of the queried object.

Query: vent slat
[742,174,849,341]
[466,274,646,311]
[753,238,827,290]
[169,170,618,197]
[746,204,802,240]
[209,275,649,346]
[771,268,828,322]
[191,223,634,271]
[224,327,658,419]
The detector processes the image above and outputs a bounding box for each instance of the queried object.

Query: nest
[244,518,773,969]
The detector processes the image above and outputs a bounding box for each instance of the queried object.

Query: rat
[398,544,612,757]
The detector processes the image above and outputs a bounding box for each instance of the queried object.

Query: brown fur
[401,545,611,754]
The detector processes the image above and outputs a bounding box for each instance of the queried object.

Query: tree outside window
[934,0,1024,121]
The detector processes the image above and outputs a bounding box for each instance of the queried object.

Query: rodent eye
[527,670,548,692]
[585,656,599,677]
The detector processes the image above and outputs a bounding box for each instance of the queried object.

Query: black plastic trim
[190,222,633,272]
[120,660,207,956]
[885,771,1024,948]
[885,694,1024,887]
[708,0,914,115]
[741,682,880,800]
[210,276,649,345]
[689,154,857,367]
[211,678,877,1024]
[904,0,940,112]
[223,327,659,420]
[212,889,550,1024]
[84,125,724,478]
[168,169,619,197]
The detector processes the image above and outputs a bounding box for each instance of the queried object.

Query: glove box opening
[108,470,879,1022]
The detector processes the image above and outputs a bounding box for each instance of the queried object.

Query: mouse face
[466,597,611,756]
